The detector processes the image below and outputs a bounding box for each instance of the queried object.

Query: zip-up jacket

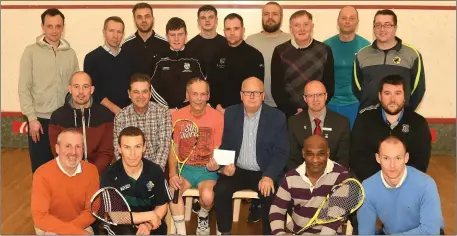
[150,47,205,109]
[353,37,425,111]
[121,31,169,77]
[49,95,114,174]
[18,34,80,121]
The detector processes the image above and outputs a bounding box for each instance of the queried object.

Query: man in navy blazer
[210,77,289,235]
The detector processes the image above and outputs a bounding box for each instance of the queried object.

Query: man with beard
[323,6,370,129]
[84,16,135,114]
[271,10,334,118]
[349,75,431,182]
[353,9,425,112]
[246,2,290,108]
[186,5,227,74]
[207,13,264,113]
[121,3,169,77]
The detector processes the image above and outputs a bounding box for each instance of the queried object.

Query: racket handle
[173,189,179,204]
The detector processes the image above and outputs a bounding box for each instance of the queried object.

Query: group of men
[20,1,444,235]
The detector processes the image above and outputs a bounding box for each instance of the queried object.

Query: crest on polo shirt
[217,57,226,69]
[183,62,192,72]
[393,56,402,64]
[402,124,410,133]
[120,184,131,191]
[146,181,155,191]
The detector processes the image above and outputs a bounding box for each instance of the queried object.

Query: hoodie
[18,34,80,121]
[49,94,114,174]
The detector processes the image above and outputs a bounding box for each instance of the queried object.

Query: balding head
[302,135,329,177]
[338,6,359,34]
[304,81,327,113]
[69,71,94,108]
[304,134,329,152]
[240,77,264,113]
[71,71,92,85]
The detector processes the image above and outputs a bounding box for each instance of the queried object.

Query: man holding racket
[270,135,349,235]
[100,126,171,235]
[168,78,224,235]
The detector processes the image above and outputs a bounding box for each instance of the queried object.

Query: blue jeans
[327,103,359,130]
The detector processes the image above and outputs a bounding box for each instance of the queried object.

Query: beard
[382,102,404,115]
[136,23,153,33]
[263,21,281,33]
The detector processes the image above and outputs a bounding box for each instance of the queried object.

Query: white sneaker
[196,215,210,235]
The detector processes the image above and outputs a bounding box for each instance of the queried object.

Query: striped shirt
[113,102,171,171]
[270,160,349,235]
[236,107,262,171]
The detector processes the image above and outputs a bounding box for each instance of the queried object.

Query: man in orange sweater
[31,128,99,235]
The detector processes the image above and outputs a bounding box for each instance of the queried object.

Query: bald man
[287,80,350,172]
[213,77,289,235]
[323,6,370,129]
[49,71,114,174]
[270,135,349,235]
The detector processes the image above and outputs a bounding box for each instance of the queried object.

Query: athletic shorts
[180,164,218,188]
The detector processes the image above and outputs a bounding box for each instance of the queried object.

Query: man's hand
[216,104,225,115]
[169,174,182,190]
[136,223,152,235]
[149,211,161,230]
[206,157,219,171]
[221,164,236,176]
[258,176,275,197]
[44,232,57,235]
[295,108,303,115]
[29,119,43,143]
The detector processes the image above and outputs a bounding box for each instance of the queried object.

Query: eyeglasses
[374,23,396,30]
[241,91,264,97]
[303,93,326,99]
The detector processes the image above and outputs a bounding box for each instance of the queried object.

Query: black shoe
[247,203,261,223]
[192,200,201,214]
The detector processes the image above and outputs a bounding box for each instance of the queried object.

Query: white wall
[1,1,455,118]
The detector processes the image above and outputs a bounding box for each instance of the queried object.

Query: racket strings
[91,188,132,225]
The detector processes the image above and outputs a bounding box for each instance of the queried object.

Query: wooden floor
[1,148,455,235]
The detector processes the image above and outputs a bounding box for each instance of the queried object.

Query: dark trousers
[214,168,276,234]
[28,118,54,173]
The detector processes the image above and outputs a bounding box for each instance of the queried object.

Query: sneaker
[196,215,210,235]
[192,200,201,214]
[247,203,261,223]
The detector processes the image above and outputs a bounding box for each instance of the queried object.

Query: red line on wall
[0,4,455,10]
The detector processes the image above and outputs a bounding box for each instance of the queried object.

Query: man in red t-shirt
[168,78,223,235]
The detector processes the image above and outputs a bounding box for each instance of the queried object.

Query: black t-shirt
[186,34,227,76]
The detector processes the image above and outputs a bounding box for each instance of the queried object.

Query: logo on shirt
[146,181,155,191]
[259,63,264,68]
[120,184,131,191]
[402,124,410,133]
[217,58,226,69]
[393,56,402,64]
[183,62,192,72]
[162,67,170,71]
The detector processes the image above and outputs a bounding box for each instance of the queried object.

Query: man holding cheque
[168,78,224,235]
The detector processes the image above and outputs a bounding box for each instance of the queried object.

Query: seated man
[358,136,445,235]
[270,135,349,235]
[213,77,289,235]
[168,78,224,235]
[49,71,114,174]
[101,126,171,235]
[287,80,350,171]
[31,128,99,235]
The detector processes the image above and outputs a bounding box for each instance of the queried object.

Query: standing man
[168,78,224,235]
[18,8,79,172]
[121,2,169,77]
[208,13,264,113]
[213,77,289,235]
[84,16,134,115]
[49,72,114,174]
[114,73,171,171]
[186,5,227,73]
[271,10,334,118]
[150,17,205,111]
[323,6,370,128]
[246,1,290,108]
[353,9,426,112]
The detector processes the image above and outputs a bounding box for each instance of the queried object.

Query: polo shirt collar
[381,166,407,188]
[56,156,82,177]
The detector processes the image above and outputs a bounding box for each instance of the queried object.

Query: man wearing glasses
[213,77,289,235]
[353,9,426,112]
[286,81,350,172]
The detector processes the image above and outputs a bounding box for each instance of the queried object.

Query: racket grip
[173,190,179,204]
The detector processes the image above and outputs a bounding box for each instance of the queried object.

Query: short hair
[224,13,244,27]
[198,5,217,17]
[41,8,65,25]
[378,74,405,93]
[132,2,153,15]
[289,10,313,22]
[338,6,359,19]
[71,71,93,85]
[166,17,187,34]
[186,77,210,94]
[57,128,82,145]
[378,135,406,153]
[374,9,398,25]
[129,73,150,90]
[265,2,283,17]
[103,16,125,31]
[118,126,146,145]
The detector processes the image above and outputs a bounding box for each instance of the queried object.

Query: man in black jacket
[349,74,431,182]
[150,17,205,111]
